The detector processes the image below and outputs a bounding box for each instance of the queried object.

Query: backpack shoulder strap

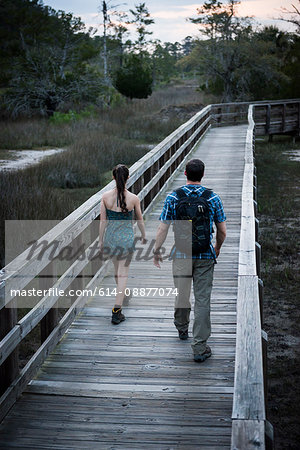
[175,187,188,200]
[200,188,213,200]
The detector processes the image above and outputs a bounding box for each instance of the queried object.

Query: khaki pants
[172,258,215,355]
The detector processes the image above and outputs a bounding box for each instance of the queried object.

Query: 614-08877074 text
[98,287,178,297]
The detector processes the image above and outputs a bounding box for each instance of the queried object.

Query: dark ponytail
[112,164,129,213]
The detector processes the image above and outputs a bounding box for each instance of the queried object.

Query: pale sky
[44,1,297,42]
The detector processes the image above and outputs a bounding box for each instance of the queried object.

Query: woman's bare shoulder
[102,189,114,199]
[126,191,139,202]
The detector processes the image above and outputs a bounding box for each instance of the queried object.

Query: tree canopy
[0,0,298,117]
[184,0,299,101]
[1,0,102,116]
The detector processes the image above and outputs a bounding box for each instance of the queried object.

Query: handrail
[0,98,299,429]
[231,105,266,448]
[211,99,300,132]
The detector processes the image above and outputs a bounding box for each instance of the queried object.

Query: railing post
[266,104,272,141]
[253,200,258,218]
[255,218,259,243]
[253,185,257,202]
[71,234,84,294]
[261,328,274,449]
[266,420,275,450]
[40,260,58,343]
[258,277,264,324]
[140,175,145,211]
[217,107,222,125]
[261,329,268,412]
[297,102,300,138]
[282,103,286,133]
[0,303,19,396]
[90,216,101,283]
[256,242,261,279]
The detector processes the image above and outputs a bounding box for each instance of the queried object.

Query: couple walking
[99,159,226,362]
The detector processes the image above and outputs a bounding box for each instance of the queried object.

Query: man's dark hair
[185,159,205,181]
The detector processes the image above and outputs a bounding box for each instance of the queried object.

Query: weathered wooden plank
[26,379,234,397]
[16,392,234,410]
[231,419,265,449]
[0,439,229,450]
[35,372,235,387]
[232,275,265,420]
[8,406,233,427]
[37,365,235,379]
[0,431,231,449]
[47,350,236,365]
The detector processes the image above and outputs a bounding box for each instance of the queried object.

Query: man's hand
[153,222,170,268]
[214,245,220,258]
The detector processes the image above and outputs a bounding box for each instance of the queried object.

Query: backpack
[173,187,212,256]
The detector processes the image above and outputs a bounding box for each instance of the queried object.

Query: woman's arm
[99,195,108,250]
[134,196,146,243]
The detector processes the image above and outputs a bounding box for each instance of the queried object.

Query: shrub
[49,106,98,124]
[114,55,153,100]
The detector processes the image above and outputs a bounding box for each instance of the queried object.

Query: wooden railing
[231,105,267,449]
[211,99,300,137]
[254,101,300,137]
[0,98,299,441]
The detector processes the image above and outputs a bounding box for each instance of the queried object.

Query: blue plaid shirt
[159,184,226,259]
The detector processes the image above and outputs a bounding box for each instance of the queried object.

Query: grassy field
[256,136,300,450]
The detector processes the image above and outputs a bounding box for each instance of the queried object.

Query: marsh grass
[256,135,300,449]
[0,84,205,150]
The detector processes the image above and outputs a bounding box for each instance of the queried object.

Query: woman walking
[99,164,146,324]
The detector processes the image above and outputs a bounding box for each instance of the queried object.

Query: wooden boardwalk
[0,125,247,449]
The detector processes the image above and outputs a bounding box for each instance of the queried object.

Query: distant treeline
[0,0,299,118]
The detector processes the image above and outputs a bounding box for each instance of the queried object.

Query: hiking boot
[194,345,212,362]
[178,329,189,340]
[111,307,126,325]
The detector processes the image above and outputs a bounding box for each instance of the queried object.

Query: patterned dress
[103,208,135,258]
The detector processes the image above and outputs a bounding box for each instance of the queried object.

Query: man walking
[153,159,226,362]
